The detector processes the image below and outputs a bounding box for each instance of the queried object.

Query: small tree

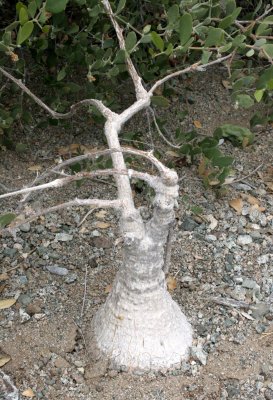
[0,0,273,372]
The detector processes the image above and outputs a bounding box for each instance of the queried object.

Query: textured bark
[93,233,192,372]
[93,175,192,372]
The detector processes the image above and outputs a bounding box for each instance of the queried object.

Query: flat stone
[250,303,270,319]
[18,293,32,306]
[237,235,253,246]
[65,273,77,284]
[20,223,31,233]
[55,233,73,242]
[54,355,70,368]
[180,217,199,231]
[46,265,68,276]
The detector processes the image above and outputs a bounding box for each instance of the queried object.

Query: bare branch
[0,66,113,119]
[149,54,233,95]
[101,0,147,100]
[1,198,121,232]
[0,168,162,200]
[18,147,175,204]
[149,107,180,149]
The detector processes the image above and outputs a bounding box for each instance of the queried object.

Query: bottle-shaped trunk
[93,234,192,372]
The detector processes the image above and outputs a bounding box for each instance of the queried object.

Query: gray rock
[256,324,266,334]
[3,248,17,258]
[65,273,77,284]
[55,233,73,242]
[250,303,270,319]
[242,278,259,290]
[190,346,208,365]
[20,222,31,233]
[18,293,32,306]
[180,217,199,231]
[237,235,253,246]
[46,265,69,276]
[18,275,28,285]
[205,234,217,242]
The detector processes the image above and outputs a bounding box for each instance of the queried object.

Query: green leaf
[28,1,37,18]
[254,89,264,102]
[140,34,151,44]
[45,0,68,14]
[213,124,254,146]
[165,43,173,56]
[262,44,273,58]
[219,7,241,29]
[256,65,273,89]
[0,213,17,228]
[17,21,34,45]
[57,67,66,81]
[143,25,151,34]
[205,27,225,47]
[235,94,254,108]
[179,13,192,46]
[232,34,246,47]
[151,31,164,52]
[226,0,236,14]
[125,31,137,52]
[246,49,254,57]
[201,50,212,64]
[263,16,273,24]
[151,96,170,108]
[116,0,126,14]
[212,156,233,168]
[167,4,179,25]
[3,32,12,46]
[5,21,20,32]
[0,43,10,52]
[19,7,29,25]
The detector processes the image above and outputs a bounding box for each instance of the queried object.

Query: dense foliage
[0,0,273,185]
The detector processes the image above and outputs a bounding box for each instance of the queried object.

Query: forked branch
[101,0,147,100]
[0,66,113,119]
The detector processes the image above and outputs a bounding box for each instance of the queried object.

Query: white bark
[93,171,192,372]
[93,233,192,372]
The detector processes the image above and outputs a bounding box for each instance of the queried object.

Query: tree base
[92,288,192,373]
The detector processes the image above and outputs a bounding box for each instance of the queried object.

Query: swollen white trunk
[93,182,192,372]
[93,236,192,372]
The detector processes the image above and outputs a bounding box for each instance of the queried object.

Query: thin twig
[0,66,113,119]
[229,163,263,184]
[149,107,181,149]
[78,208,97,227]
[210,296,251,309]
[1,198,121,232]
[149,54,233,95]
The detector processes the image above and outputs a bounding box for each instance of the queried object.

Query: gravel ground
[0,68,273,400]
